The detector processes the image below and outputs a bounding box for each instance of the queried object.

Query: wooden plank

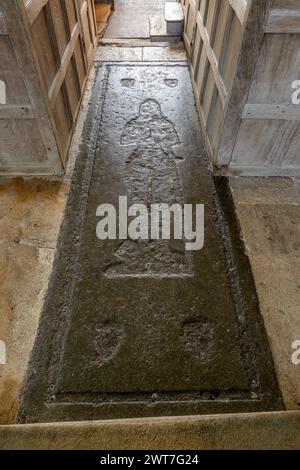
[24,0,48,26]
[230,118,300,170]
[242,104,300,120]
[216,0,270,167]
[48,24,80,107]
[0,119,47,164]
[221,12,243,93]
[213,1,231,63]
[0,13,7,35]
[266,5,300,33]
[183,0,197,57]
[48,0,69,59]
[196,11,228,108]
[87,0,97,47]
[247,34,300,106]
[1,0,62,174]
[0,105,35,119]
[229,0,249,26]
[222,165,300,177]
[0,36,31,105]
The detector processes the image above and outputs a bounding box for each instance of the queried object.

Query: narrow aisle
[19,2,283,423]
[20,65,282,422]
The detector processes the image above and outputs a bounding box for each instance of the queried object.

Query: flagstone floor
[0,5,299,425]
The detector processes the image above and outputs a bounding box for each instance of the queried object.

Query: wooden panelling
[0,0,96,175]
[0,119,47,165]
[0,5,7,34]
[230,21,300,175]
[184,0,250,164]
[266,0,300,33]
[242,104,300,121]
[0,0,61,174]
[230,120,300,171]
[24,0,97,164]
[247,33,300,105]
[24,0,48,26]
[182,0,300,176]
[0,36,31,105]
[0,106,36,119]
[228,0,249,26]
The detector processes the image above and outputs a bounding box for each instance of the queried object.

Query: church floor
[0,40,299,427]
[19,57,282,422]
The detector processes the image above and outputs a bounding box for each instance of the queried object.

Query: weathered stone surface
[0,177,69,424]
[0,177,68,248]
[94,46,143,62]
[1,412,300,450]
[249,255,300,410]
[143,45,187,62]
[236,204,300,256]
[19,64,283,423]
[230,177,299,205]
[0,244,55,424]
[231,176,300,410]
[105,0,165,39]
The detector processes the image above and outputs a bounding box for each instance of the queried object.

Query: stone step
[0,412,299,449]
[149,14,181,43]
[165,2,184,36]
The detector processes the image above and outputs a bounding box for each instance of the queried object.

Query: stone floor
[0,13,299,426]
[19,61,282,423]
[0,412,299,450]
[230,177,300,411]
[105,0,165,39]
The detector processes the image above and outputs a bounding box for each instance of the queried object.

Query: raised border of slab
[18,63,283,424]
[0,412,299,450]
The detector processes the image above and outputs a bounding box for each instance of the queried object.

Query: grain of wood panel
[48,24,80,106]
[248,34,300,105]
[230,119,300,169]
[48,0,69,59]
[221,13,242,93]
[0,0,62,175]
[229,0,249,26]
[217,0,269,168]
[30,8,57,90]
[24,0,48,26]
[183,0,198,57]
[213,1,231,63]
[208,92,224,155]
[185,0,300,175]
[0,36,31,105]
[242,104,300,121]
[0,119,47,164]
[0,0,96,174]
[184,0,240,159]
[0,105,35,119]
[25,0,97,163]
[266,0,300,33]
[0,6,7,34]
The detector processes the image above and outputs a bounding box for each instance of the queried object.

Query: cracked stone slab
[19,64,283,423]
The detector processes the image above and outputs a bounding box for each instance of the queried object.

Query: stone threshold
[0,411,299,450]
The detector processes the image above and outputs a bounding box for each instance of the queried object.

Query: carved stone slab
[19,64,283,422]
